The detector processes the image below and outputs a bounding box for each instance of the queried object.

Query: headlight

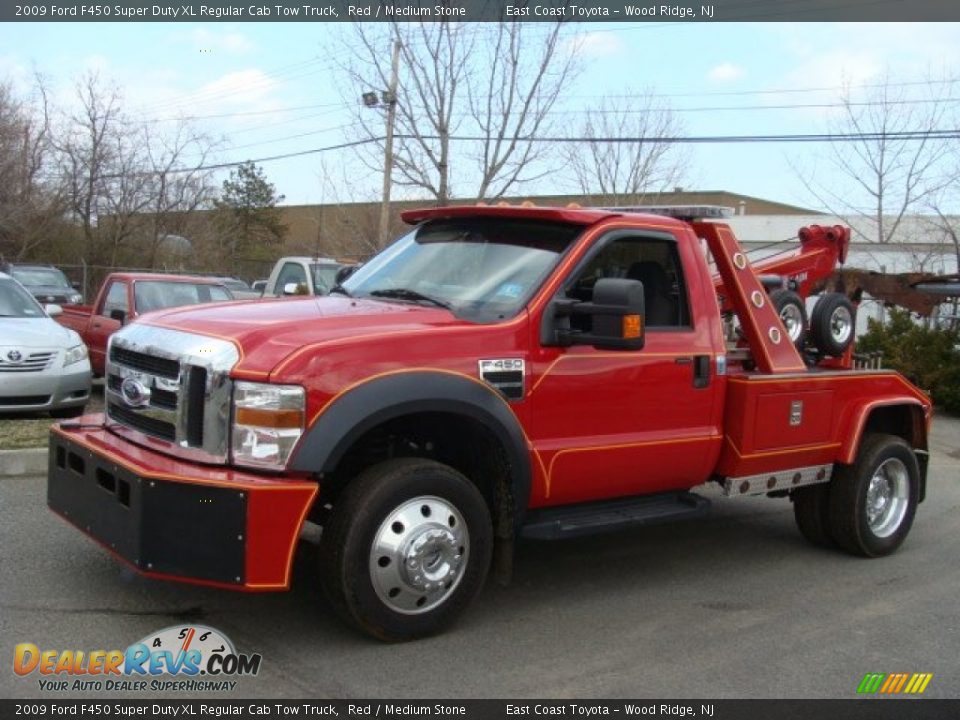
[63,344,88,367]
[69,293,83,304]
[231,382,305,469]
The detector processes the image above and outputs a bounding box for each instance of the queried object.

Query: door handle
[693,355,711,389]
[675,357,693,365]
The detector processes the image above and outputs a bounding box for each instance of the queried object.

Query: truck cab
[261,256,350,297]
[48,205,931,641]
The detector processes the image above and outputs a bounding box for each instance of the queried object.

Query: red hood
[138,295,458,377]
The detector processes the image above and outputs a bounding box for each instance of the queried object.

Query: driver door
[528,230,722,506]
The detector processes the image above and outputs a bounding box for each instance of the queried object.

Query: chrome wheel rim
[779,304,805,343]
[369,495,468,615]
[830,306,853,345]
[865,458,909,538]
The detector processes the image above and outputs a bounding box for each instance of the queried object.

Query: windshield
[311,264,343,295]
[342,218,581,322]
[11,267,71,288]
[134,281,233,313]
[0,278,45,318]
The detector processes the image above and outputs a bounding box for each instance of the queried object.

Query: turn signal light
[235,407,303,429]
[622,314,642,339]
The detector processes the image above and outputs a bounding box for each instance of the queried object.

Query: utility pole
[378,39,401,249]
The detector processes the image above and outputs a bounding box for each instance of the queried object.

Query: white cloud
[569,31,624,59]
[174,28,255,55]
[707,62,745,83]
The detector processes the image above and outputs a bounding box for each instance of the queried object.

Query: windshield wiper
[369,288,451,309]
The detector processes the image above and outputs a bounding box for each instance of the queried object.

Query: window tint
[567,236,690,329]
[276,263,308,295]
[102,282,129,316]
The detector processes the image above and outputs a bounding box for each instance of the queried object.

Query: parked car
[1,263,83,306]
[55,273,234,376]
[0,272,91,418]
[261,256,351,297]
[211,277,261,300]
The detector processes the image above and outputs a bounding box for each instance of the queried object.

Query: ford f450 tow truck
[48,205,931,640]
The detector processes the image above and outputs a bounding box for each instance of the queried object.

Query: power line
[159,127,959,175]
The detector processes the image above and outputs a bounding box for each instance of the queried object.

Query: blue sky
[2,21,958,210]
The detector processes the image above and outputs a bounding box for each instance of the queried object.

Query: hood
[138,295,461,376]
[0,317,79,348]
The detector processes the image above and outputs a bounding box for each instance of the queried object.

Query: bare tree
[800,71,954,251]
[563,90,687,206]
[0,77,67,261]
[56,72,132,265]
[338,21,577,205]
[141,120,219,267]
[56,72,219,269]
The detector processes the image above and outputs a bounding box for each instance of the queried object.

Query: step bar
[521,491,711,541]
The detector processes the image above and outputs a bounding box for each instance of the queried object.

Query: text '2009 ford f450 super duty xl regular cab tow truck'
[48,205,932,641]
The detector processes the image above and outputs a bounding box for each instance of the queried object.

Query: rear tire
[828,433,919,557]
[50,405,85,419]
[770,289,807,348]
[811,293,855,356]
[792,483,835,548]
[318,458,492,641]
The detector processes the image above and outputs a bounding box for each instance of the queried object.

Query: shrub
[858,308,960,414]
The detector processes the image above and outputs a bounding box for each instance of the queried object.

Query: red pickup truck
[48,206,931,641]
[55,273,234,376]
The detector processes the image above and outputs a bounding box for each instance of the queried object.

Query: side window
[101,282,128,316]
[567,236,691,329]
[275,263,308,295]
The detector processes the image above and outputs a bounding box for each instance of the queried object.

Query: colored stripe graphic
[857,673,885,694]
[858,673,933,694]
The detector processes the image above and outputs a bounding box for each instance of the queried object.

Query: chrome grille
[105,325,238,464]
[0,351,55,373]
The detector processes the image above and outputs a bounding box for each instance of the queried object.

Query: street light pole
[378,39,401,249]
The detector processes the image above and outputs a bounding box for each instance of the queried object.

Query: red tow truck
[48,205,931,641]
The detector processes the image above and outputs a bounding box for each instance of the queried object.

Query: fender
[840,397,929,500]
[289,370,532,528]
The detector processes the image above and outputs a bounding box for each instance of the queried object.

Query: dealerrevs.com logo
[857,672,934,695]
[13,625,261,693]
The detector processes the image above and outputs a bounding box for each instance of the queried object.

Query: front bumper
[48,415,317,591]
[0,360,91,412]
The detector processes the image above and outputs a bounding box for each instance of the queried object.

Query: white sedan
[0,272,92,418]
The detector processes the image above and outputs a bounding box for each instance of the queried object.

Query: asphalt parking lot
[2,415,958,700]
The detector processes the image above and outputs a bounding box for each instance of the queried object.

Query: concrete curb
[0,448,47,477]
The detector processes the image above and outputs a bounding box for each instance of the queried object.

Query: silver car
[0,272,92,418]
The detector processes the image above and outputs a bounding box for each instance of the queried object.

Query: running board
[521,491,711,541]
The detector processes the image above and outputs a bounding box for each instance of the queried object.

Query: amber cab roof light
[597,205,735,221]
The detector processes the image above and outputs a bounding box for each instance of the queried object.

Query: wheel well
[318,411,515,540]
[863,404,926,451]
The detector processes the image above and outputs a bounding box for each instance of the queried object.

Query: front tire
[318,458,492,641]
[50,405,85,419]
[828,433,919,557]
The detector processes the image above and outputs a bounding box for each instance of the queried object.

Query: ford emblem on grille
[120,377,151,408]
[6,350,22,362]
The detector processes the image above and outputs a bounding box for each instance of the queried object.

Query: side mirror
[335,265,357,285]
[45,303,63,317]
[109,308,126,325]
[550,278,646,351]
[282,282,300,296]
